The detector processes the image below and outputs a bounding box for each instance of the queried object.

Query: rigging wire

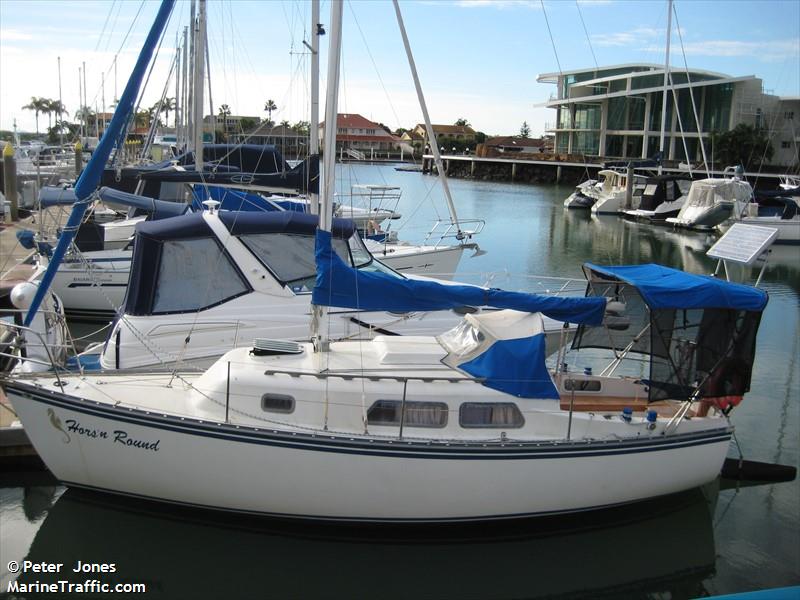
[575,0,598,70]
[671,5,709,177]
[103,0,125,54]
[95,0,118,52]
[539,1,562,77]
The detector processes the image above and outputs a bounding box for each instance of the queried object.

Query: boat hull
[6,382,732,522]
[736,216,800,244]
[563,192,596,209]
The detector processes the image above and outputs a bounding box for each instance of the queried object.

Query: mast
[57,56,64,146]
[392,0,461,235]
[175,31,181,148]
[78,66,83,139]
[657,0,673,175]
[309,0,321,215]
[310,0,343,352]
[82,61,87,138]
[180,26,188,149]
[101,73,106,137]
[24,0,176,326]
[187,0,196,151]
[193,0,206,171]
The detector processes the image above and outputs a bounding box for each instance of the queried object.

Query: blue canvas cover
[191,186,310,214]
[459,335,559,399]
[98,187,189,220]
[313,230,606,324]
[584,263,767,311]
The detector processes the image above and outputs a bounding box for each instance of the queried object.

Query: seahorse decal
[47,408,71,443]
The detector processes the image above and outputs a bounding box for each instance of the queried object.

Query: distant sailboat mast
[309,0,321,216]
[193,0,207,172]
[657,0,673,176]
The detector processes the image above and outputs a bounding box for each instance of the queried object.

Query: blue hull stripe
[6,382,732,460]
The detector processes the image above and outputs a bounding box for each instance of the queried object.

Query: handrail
[422,218,485,248]
[0,323,66,392]
[262,368,478,384]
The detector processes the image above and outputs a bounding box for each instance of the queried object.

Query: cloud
[592,27,798,63]
[0,28,36,42]
[678,39,800,62]
[453,0,539,9]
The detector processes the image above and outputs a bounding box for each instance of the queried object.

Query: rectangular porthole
[366,400,448,428]
[563,379,602,392]
[459,402,524,428]
[261,394,295,414]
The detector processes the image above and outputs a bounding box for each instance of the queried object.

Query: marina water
[2,163,798,598]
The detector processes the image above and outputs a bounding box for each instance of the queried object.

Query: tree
[75,105,96,133]
[454,118,470,127]
[134,109,150,129]
[47,119,77,144]
[218,104,232,133]
[394,127,409,137]
[240,117,258,133]
[279,119,291,129]
[710,124,774,170]
[264,99,277,124]
[292,120,310,136]
[160,97,176,127]
[22,96,50,135]
[475,131,487,144]
[519,121,531,138]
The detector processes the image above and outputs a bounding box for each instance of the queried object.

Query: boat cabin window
[563,379,602,392]
[152,238,249,314]
[367,400,448,428]
[239,231,402,293]
[459,402,524,428]
[261,393,295,414]
[239,233,351,288]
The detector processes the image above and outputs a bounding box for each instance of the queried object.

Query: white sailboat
[3,0,769,522]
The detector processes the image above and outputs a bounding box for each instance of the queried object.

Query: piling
[511,162,517,182]
[556,165,562,183]
[74,141,83,178]
[2,143,19,221]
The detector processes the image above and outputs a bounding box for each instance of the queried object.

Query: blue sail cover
[98,187,189,220]
[584,263,768,311]
[313,230,606,324]
[459,336,559,399]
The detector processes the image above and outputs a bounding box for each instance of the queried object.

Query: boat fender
[621,407,632,423]
[646,409,658,430]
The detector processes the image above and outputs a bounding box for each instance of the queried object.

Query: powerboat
[563,179,598,209]
[666,177,752,231]
[589,170,648,215]
[622,175,692,223]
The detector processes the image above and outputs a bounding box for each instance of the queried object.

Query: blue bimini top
[584,263,768,312]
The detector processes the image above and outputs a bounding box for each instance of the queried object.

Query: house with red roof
[319,113,401,155]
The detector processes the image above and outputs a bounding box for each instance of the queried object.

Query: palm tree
[454,118,470,127]
[22,97,50,135]
[160,97,176,127]
[264,99,277,126]
[279,119,290,129]
[74,105,96,133]
[218,104,232,133]
[134,109,150,129]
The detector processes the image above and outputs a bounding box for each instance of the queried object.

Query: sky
[1,0,798,138]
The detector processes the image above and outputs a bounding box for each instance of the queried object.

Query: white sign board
[707,223,779,265]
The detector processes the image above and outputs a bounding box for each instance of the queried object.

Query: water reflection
[9,485,720,600]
